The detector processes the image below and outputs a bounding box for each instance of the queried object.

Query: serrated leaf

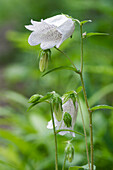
[80,20,92,25]
[76,86,83,94]
[42,66,76,77]
[91,105,113,112]
[85,32,109,38]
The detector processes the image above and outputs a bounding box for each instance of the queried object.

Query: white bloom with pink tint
[25,14,75,50]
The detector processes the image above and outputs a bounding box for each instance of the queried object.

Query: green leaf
[82,164,96,170]
[85,32,109,38]
[27,103,37,111]
[91,105,113,112]
[42,66,76,77]
[63,90,76,96]
[56,129,84,136]
[69,164,96,170]
[27,92,53,111]
[76,86,83,94]
[80,20,92,25]
[63,90,77,104]
[37,92,53,103]
[69,166,83,170]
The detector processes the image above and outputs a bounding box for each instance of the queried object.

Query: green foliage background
[0,0,113,169]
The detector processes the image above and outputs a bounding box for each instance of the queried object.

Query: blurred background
[0,0,113,169]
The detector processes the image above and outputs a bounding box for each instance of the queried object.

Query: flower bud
[52,94,63,122]
[63,112,72,127]
[39,52,48,72]
[29,94,42,103]
[65,142,74,163]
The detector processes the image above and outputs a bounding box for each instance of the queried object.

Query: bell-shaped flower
[47,98,78,137]
[25,14,75,50]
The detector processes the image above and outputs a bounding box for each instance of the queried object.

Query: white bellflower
[47,98,78,137]
[25,14,75,50]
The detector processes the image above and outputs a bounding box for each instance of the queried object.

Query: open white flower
[47,98,78,137]
[25,14,75,50]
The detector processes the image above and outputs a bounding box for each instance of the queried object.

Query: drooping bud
[63,112,72,127]
[39,53,48,72]
[29,94,42,103]
[69,93,77,108]
[39,49,51,72]
[52,93,63,122]
[63,91,77,110]
[65,142,74,163]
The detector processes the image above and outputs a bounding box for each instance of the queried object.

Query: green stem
[62,154,67,170]
[50,103,58,170]
[54,47,78,72]
[80,24,93,170]
[54,47,92,169]
[80,73,93,170]
[77,96,90,170]
[80,25,83,73]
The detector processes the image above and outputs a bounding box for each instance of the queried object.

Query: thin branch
[54,47,79,73]
[77,96,90,170]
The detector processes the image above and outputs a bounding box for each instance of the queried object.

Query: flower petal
[28,21,62,48]
[57,18,75,46]
[47,120,53,129]
[25,20,42,31]
[44,15,68,27]
[59,131,75,137]
[28,31,41,46]
[25,25,35,31]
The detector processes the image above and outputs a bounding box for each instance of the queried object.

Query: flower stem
[77,96,90,170]
[80,24,93,170]
[54,47,78,72]
[54,47,92,169]
[50,103,58,170]
[62,154,67,170]
[80,25,83,73]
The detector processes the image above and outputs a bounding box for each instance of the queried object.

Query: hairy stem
[80,24,93,170]
[77,96,90,170]
[50,103,58,170]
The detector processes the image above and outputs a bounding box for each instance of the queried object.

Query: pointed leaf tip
[80,20,92,25]
[84,32,109,38]
[91,104,113,112]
